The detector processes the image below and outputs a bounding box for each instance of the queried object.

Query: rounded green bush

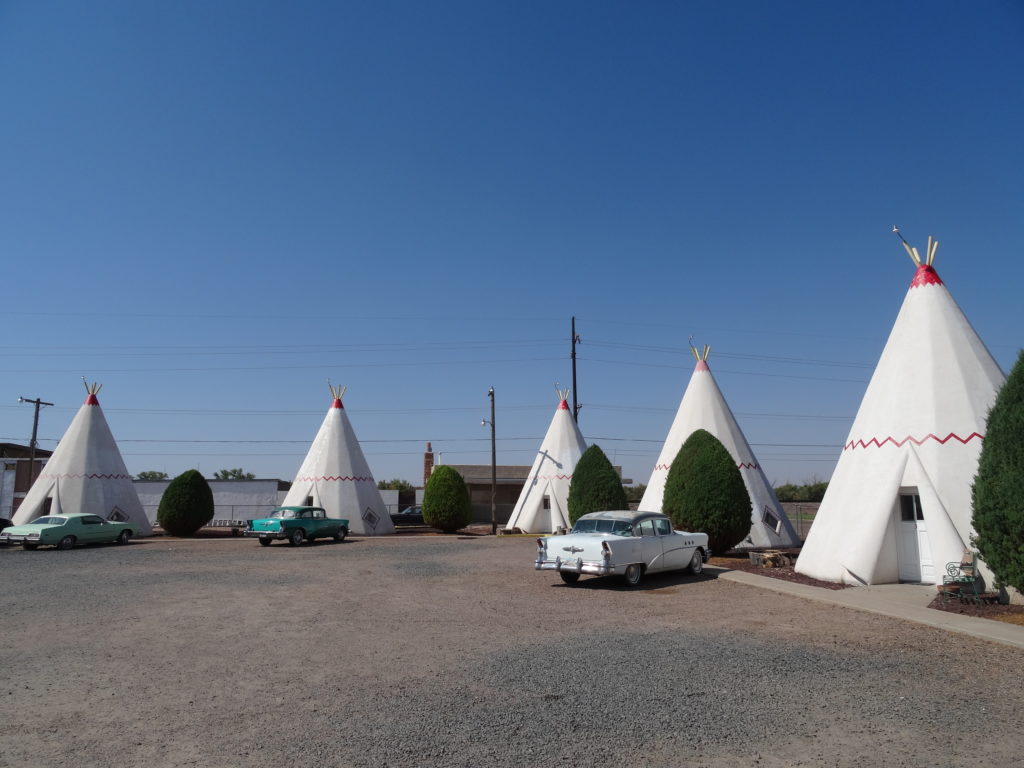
[972,349,1024,592]
[662,429,750,553]
[567,444,628,525]
[157,469,215,536]
[422,465,472,533]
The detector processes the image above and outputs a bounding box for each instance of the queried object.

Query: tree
[213,468,255,480]
[567,444,628,525]
[623,483,647,503]
[377,478,414,491]
[421,465,472,533]
[662,429,750,554]
[774,481,828,502]
[972,350,1024,592]
[136,471,169,480]
[157,469,215,536]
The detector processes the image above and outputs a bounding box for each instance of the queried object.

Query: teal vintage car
[244,506,349,547]
[0,513,135,550]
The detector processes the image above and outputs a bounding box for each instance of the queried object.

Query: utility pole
[18,396,53,485]
[488,387,496,535]
[571,316,581,423]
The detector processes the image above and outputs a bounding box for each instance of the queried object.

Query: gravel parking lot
[1,535,1022,768]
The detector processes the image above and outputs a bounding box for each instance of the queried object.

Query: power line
[580,357,870,383]
[0,355,567,375]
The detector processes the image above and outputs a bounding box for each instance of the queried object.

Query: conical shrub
[662,429,750,553]
[567,444,627,524]
[157,469,215,536]
[972,350,1024,592]
[422,465,472,533]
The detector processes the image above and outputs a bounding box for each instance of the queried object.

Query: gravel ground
[1,535,1022,768]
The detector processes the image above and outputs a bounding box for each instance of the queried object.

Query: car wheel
[559,572,580,585]
[117,530,131,545]
[258,537,272,547]
[688,550,704,575]
[23,542,39,551]
[333,527,347,543]
[57,536,76,551]
[288,529,305,547]
[623,563,643,587]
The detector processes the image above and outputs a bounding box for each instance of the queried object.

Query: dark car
[0,518,12,533]
[390,505,424,526]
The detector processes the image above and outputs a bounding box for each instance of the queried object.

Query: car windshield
[269,509,298,519]
[32,516,67,526]
[571,518,633,536]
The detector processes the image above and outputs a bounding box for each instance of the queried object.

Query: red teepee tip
[695,360,710,372]
[331,398,343,409]
[558,399,569,410]
[910,264,943,288]
[84,393,99,406]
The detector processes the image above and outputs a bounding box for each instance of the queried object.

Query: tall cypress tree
[567,444,627,524]
[662,429,750,553]
[972,350,1024,592]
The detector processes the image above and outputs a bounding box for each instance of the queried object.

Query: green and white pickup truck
[244,506,349,547]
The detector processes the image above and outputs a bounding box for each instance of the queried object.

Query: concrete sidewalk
[708,566,1024,650]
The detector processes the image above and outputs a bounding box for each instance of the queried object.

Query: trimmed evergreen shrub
[567,444,628,525]
[662,429,750,553]
[422,465,472,533]
[972,349,1024,592]
[157,469,215,536]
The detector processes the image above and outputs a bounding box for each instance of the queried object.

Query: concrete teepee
[796,234,1006,585]
[281,386,394,535]
[639,345,800,549]
[12,382,151,535]
[505,389,587,533]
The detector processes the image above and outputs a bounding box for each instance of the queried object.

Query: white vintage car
[535,510,710,586]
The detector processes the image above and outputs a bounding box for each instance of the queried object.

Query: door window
[637,520,656,537]
[900,495,924,521]
[654,518,671,536]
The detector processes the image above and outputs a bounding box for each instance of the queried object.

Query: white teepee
[281,386,394,536]
[639,345,800,549]
[13,382,152,535]
[505,389,587,533]
[796,235,1006,585]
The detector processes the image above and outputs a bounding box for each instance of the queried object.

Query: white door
[897,494,934,582]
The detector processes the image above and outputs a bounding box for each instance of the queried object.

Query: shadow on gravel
[547,569,720,592]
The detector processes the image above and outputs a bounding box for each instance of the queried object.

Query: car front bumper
[535,556,613,576]
[243,530,287,540]
[0,534,42,544]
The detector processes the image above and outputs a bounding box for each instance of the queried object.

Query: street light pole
[488,387,496,535]
[18,396,53,486]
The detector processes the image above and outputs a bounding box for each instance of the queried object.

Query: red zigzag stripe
[297,475,374,483]
[844,432,983,451]
[529,474,573,481]
[40,472,133,480]
[654,462,759,472]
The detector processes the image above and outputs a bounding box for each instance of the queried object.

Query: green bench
[941,551,982,604]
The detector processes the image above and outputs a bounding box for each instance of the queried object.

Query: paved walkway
[708,567,1024,650]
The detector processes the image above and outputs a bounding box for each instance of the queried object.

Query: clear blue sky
[1,1,1021,488]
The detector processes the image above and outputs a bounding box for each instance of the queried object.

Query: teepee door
[897,494,934,582]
